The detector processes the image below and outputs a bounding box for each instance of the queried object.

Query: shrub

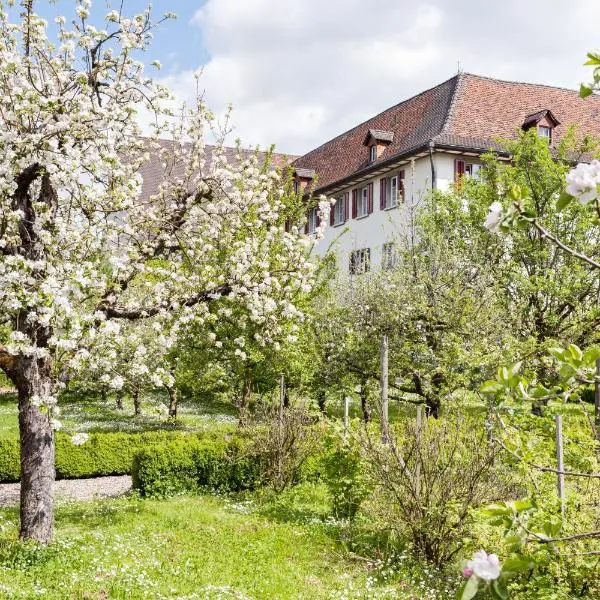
[322,439,371,521]
[0,430,229,483]
[360,413,506,568]
[132,435,263,497]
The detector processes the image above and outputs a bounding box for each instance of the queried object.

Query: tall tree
[0,1,325,542]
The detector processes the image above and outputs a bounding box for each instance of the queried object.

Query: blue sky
[21,1,600,155]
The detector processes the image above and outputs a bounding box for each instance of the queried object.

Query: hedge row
[0,430,230,483]
[131,436,264,497]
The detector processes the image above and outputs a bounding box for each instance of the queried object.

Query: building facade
[290,73,600,272]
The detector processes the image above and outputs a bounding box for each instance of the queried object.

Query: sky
[32,0,600,155]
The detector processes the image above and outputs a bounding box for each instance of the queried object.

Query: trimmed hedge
[0,430,230,483]
[132,436,264,497]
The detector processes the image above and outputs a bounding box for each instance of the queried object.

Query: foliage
[248,404,323,492]
[132,434,263,497]
[360,413,505,568]
[0,430,230,483]
[321,435,371,520]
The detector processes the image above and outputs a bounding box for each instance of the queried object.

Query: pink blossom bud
[462,567,474,578]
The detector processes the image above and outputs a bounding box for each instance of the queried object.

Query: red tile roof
[292,73,600,193]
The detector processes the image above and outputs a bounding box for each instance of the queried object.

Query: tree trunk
[168,386,178,419]
[115,391,124,411]
[316,391,327,414]
[238,370,252,427]
[14,357,55,543]
[424,396,440,419]
[360,383,371,423]
[132,387,141,416]
[101,388,107,403]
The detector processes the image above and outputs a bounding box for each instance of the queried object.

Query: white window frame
[369,145,377,163]
[307,207,318,234]
[385,176,398,209]
[350,248,371,275]
[334,196,345,225]
[464,163,483,179]
[357,186,369,218]
[382,242,396,270]
[538,125,552,141]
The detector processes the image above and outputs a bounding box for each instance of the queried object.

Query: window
[369,145,377,163]
[383,176,398,208]
[382,242,397,270]
[349,248,371,275]
[307,207,318,234]
[294,179,301,194]
[333,195,345,225]
[538,125,552,141]
[357,186,369,217]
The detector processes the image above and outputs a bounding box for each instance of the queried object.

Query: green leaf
[481,502,510,517]
[481,381,504,394]
[580,83,593,98]
[568,344,583,362]
[456,576,480,600]
[530,384,550,399]
[584,52,600,65]
[583,347,600,364]
[502,555,535,574]
[508,362,522,377]
[556,191,574,211]
[491,579,509,600]
[548,347,566,361]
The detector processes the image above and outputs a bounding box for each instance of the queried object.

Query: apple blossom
[484,201,504,232]
[71,433,89,446]
[565,160,600,204]
[467,550,501,581]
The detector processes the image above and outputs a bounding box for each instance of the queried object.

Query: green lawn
[0,392,238,439]
[0,491,406,600]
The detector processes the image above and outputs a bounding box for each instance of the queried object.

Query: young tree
[0,1,326,542]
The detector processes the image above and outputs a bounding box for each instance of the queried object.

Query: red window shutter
[454,159,465,183]
[380,178,386,210]
[352,189,357,219]
[399,170,405,202]
[344,192,349,222]
[367,183,373,214]
[330,202,335,226]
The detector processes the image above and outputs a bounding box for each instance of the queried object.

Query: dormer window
[369,145,377,163]
[364,129,393,163]
[522,109,559,144]
[538,125,552,141]
[293,167,315,194]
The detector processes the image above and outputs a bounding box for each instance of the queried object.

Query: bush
[322,441,371,520]
[132,435,264,497]
[0,430,229,483]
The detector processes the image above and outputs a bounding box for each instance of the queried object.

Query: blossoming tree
[0,1,328,542]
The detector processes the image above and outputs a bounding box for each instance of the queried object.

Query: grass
[0,391,238,439]
[0,490,403,600]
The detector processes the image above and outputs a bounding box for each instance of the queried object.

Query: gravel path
[0,475,132,507]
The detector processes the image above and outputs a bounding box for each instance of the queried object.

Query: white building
[290,73,600,272]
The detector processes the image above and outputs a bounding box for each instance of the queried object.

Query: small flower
[467,550,501,581]
[484,201,503,232]
[462,566,473,578]
[71,432,89,446]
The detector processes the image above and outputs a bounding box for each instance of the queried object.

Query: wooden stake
[415,405,422,500]
[380,335,389,443]
[595,358,600,428]
[344,396,350,432]
[555,414,565,515]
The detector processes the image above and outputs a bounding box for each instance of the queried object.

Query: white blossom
[467,550,501,581]
[484,201,503,232]
[71,433,89,446]
[565,160,600,204]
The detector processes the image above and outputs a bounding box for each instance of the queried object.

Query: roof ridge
[439,72,465,135]
[291,73,460,165]
[459,72,591,96]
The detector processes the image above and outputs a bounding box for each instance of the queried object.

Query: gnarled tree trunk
[13,356,55,543]
[132,386,141,416]
[168,386,178,418]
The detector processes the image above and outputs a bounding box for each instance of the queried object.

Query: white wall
[311,152,481,273]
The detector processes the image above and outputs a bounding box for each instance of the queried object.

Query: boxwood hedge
[0,430,230,483]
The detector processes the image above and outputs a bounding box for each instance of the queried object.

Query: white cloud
[161,0,600,155]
